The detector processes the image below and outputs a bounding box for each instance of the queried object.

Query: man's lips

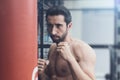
[51,36,59,39]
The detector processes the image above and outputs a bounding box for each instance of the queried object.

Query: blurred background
[37,0,120,80]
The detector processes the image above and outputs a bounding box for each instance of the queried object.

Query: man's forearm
[38,65,50,80]
[38,72,49,80]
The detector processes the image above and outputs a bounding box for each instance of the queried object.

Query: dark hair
[46,6,72,25]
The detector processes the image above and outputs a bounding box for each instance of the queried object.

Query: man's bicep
[79,54,96,80]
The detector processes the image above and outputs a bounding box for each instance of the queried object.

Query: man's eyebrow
[55,23,63,25]
[46,23,52,25]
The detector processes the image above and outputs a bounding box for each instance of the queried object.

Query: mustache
[50,35,59,38]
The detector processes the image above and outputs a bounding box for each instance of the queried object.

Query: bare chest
[48,44,80,79]
[49,51,72,77]
[55,55,71,77]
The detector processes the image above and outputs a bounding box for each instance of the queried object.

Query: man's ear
[67,22,72,29]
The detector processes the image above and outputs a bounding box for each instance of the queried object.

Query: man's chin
[53,40,60,43]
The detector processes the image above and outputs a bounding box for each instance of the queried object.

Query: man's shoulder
[48,43,56,57]
[72,39,96,63]
[72,39,95,56]
[72,39,90,49]
[49,43,56,48]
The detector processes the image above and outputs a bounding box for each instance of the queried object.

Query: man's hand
[56,42,75,61]
[38,59,49,74]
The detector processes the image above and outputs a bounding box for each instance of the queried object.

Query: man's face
[47,15,69,43]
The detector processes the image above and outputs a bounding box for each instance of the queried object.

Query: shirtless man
[38,6,96,80]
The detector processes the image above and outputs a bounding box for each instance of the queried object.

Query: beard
[50,31,68,44]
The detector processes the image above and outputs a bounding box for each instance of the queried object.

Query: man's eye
[56,24,62,28]
[47,24,53,27]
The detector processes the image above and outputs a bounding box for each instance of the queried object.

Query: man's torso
[47,41,79,80]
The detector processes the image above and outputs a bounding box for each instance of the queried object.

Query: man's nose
[51,26,57,35]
